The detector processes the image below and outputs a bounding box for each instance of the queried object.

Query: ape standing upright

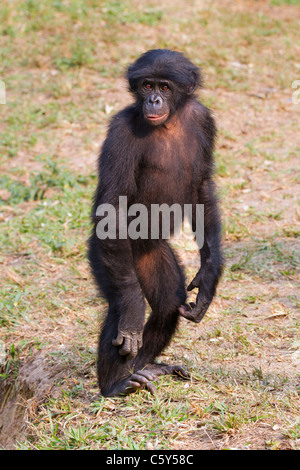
[88,49,223,397]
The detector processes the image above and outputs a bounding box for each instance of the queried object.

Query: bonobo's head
[127,49,202,127]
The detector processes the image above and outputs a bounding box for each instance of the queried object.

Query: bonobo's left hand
[178,270,212,323]
[112,328,143,359]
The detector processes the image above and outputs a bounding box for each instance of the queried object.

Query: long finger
[125,380,141,393]
[145,381,156,395]
[178,304,201,323]
[172,366,190,379]
[179,309,198,322]
[137,370,154,381]
[178,305,189,315]
[131,337,139,358]
[112,332,124,346]
[131,373,149,384]
[138,336,143,350]
[187,281,196,291]
[119,336,132,355]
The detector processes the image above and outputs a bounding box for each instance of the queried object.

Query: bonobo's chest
[135,128,198,205]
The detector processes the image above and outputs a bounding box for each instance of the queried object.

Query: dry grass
[0,0,299,450]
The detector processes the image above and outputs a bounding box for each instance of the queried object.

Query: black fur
[88,49,223,397]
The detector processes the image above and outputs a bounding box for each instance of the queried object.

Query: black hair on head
[127,49,202,95]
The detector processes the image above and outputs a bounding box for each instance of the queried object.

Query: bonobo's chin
[144,113,169,127]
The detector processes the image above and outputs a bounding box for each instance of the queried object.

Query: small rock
[0,340,6,366]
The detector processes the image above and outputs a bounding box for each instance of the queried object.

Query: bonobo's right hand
[112,328,143,359]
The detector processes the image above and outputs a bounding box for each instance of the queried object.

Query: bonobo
[88,49,223,397]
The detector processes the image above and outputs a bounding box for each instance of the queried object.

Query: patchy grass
[0,0,299,450]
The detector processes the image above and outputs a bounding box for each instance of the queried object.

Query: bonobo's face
[139,79,172,127]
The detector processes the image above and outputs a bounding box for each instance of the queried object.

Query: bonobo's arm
[179,106,223,323]
[179,178,223,323]
[92,109,145,357]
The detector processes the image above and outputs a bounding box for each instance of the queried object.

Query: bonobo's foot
[103,369,156,397]
[144,362,190,381]
[103,363,190,397]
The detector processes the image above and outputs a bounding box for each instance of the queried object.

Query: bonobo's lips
[145,113,169,126]
[146,113,168,121]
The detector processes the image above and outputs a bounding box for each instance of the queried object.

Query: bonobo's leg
[89,232,146,397]
[92,239,189,397]
[129,241,189,390]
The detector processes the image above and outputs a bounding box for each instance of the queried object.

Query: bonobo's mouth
[145,113,169,126]
[146,113,168,120]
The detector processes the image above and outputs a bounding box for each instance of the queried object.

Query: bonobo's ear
[126,65,138,93]
[187,70,200,95]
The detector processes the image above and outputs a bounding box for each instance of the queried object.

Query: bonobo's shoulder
[188,100,214,122]
[100,105,137,162]
[108,105,135,133]
[187,100,216,138]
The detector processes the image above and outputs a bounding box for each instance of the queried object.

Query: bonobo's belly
[132,163,197,239]
[135,148,196,208]
[136,169,188,207]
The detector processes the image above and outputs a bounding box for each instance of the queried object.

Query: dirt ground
[0,0,299,450]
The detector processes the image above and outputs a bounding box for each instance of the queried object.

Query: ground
[0,0,299,450]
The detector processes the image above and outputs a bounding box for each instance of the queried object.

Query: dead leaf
[0,189,11,201]
[263,312,289,320]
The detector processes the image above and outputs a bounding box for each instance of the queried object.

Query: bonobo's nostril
[149,94,162,107]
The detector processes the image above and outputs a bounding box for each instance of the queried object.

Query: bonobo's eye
[160,84,169,92]
[143,82,152,90]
